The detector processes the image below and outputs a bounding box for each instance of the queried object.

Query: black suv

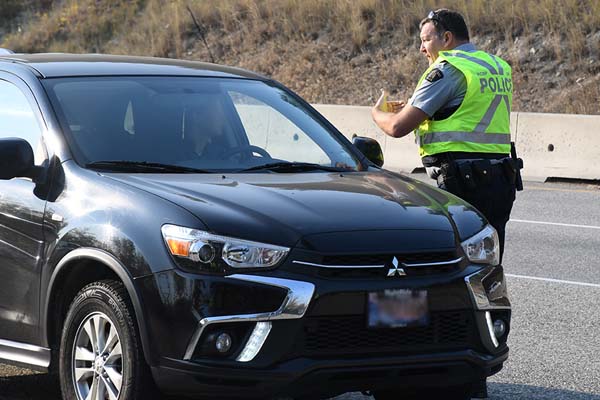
[0,54,510,400]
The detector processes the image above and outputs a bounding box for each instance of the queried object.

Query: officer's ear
[443,31,452,44]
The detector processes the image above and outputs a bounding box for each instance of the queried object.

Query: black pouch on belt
[438,162,462,195]
[472,159,492,185]
[501,158,517,184]
[456,161,477,191]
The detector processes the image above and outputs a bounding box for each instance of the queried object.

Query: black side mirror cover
[352,136,384,167]
[0,138,35,180]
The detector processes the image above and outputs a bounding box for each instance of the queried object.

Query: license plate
[367,289,429,328]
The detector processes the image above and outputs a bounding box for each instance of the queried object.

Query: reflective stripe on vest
[415,50,513,157]
[418,131,511,145]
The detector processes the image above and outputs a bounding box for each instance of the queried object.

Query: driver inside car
[183,101,229,160]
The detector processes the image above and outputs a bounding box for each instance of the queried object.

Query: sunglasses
[427,10,449,32]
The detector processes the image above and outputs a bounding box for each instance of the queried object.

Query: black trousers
[438,164,516,263]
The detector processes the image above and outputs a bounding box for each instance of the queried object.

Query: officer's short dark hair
[420,9,470,41]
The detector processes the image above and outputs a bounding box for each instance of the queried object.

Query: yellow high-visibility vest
[415,49,512,157]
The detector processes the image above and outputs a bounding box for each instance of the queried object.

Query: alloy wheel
[72,311,123,400]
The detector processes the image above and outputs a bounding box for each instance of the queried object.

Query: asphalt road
[2,177,600,399]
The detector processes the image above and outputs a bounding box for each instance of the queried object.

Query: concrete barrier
[314,104,422,174]
[314,104,600,181]
[514,112,600,181]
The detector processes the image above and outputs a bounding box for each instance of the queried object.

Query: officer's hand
[373,89,389,112]
[387,100,406,113]
[373,90,405,113]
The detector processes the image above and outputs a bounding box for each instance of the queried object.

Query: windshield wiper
[85,161,211,173]
[239,162,349,173]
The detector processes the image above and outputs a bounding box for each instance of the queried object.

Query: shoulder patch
[425,68,444,83]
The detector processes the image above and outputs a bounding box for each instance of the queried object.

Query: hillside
[1,0,599,114]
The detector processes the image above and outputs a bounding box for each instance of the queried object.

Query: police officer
[372,8,518,261]
[372,10,519,397]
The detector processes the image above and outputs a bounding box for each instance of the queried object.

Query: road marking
[507,274,600,288]
[509,219,600,230]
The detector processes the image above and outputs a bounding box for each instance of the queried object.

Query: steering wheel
[222,145,272,160]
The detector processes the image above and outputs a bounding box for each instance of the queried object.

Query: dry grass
[2,0,143,53]
[546,75,600,115]
[1,0,599,114]
[5,0,599,55]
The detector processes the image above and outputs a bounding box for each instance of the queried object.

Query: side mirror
[0,138,36,180]
[352,136,384,167]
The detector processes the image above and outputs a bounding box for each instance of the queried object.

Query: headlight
[161,224,290,271]
[461,224,500,266]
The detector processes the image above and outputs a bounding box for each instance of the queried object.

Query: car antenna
[187,5,216,64]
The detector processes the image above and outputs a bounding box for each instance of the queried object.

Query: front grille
[322,252,456,266]
[322,254,388,266]
[403,263,459,276]
[315,251,462,279]
[294,311,476,357]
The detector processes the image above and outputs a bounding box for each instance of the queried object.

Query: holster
[501,158,517,185]
[510,142,524,191]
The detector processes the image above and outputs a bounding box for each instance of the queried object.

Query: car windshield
[43,76,362,172]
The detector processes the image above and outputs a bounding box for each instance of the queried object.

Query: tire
[372,384,473,400]
[59,280,155,400]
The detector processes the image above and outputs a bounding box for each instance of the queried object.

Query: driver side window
[0,80,46,165]
[229,92,329,164]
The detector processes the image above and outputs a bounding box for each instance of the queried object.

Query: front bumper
[137,264,511,398]
[153,348,507,399]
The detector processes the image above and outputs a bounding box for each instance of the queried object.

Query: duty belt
[435,157,518,194]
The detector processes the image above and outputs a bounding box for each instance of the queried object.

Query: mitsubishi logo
[387,256,407,277]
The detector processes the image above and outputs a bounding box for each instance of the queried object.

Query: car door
[0,76,49,345]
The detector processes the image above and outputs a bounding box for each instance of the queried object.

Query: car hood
[106,171,486,250]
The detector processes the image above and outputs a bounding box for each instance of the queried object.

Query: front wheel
[59,280,154,400]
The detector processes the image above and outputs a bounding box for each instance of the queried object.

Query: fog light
[236,321,272,362]
[214,333,232,353]
[493,319,506,338]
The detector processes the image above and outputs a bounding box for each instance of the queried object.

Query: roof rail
[0,48,15,55]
